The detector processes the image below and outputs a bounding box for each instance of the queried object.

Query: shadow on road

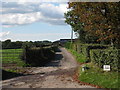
[2,69,25,80]
[55,53,63,60]
[45,48,63,67]
[2,48,63,80]
[55,48,62,52]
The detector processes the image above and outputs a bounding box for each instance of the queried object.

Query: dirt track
[2,48,95,88]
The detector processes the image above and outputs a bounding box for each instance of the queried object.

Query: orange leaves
[95,30,102,35]
[66,2,120,44]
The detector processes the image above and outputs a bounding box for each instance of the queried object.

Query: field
[1,49,25,67]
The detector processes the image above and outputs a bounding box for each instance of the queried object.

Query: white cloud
[2,0,69,3]
[1,2,68,27]
[1,12,42,26]
[0,31,10,39]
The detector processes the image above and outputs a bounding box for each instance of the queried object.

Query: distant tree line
[1,39,52,49]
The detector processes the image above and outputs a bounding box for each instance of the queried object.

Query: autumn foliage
[65,2,120,47]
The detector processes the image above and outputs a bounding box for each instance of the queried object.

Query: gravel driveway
[2,48,96,88]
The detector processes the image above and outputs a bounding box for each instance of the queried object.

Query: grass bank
[66,48,119,88]
[78,63,119,88]
[67,49,86,63]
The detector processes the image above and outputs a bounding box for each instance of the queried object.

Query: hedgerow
[21,46,56,66]
[90,49,120,71]
[65,42,109,62]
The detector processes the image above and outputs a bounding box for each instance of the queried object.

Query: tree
[2,39,11,49]
[65,9,86,43]
[65,2,120,47]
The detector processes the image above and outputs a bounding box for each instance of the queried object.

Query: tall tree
[65,2,120,47]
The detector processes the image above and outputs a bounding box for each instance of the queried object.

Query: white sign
[103,65,110,71]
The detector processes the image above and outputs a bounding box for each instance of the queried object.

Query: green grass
[78,63,119,88]
[65,44,119,88]
[68,49,86,63]
[1,49,25,66]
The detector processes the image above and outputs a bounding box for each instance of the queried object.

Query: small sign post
[103,65,110,71]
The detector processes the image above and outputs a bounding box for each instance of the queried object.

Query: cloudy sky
[0,0,77,42]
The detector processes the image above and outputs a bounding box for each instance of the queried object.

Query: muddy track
[2,48,95,88]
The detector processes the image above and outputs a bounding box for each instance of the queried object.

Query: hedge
[65,42,119,71]
[79,44,109,61]
[65,42,109,62]
[90,49,120,71]
[21,46,55,66]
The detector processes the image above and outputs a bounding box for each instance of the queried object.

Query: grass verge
[78,63,119,88]
[67,49,86,63]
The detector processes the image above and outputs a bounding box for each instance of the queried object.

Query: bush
[77,44,109,62]
[79,44,109,55]
[51,45,58,52]
[21,46,55,66]
[90,49,120,71]
[65,42,110,63]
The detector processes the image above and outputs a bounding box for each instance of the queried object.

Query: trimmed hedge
[78,44,109,62]
[90,49,120,71]
[65,42,119,71]
[21,46,55,66]
[65,42,109,62]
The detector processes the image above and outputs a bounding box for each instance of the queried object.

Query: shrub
[79,44,109,55]
[90,49,120,71]
[21,46,55,67]
[77,44,109,62]
[65,42,110,63]
[51,45,58,52]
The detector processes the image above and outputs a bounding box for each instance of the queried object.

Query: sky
[0,0,77,42]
